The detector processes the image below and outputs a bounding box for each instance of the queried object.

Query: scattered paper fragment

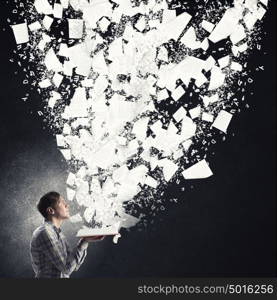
[149,18,161,29]
[201,20,215,33]
[256,6,267,20]
[202,94,219,107]
[45,48,63,72]
[67,187,75,201]
[61,0,69,9]
[160,159,178,181]
[232,45,240,57]
[157,88,169,102]
[58,43,69,57]
[171,86,185,101]
[180,27,201,50]
[230,24,246,45]
[238,43,248,53]
[204,56,216,72]
[180,116,196,141]
[135,16,147,32]
[56,135,67,148]
[157,46,169,62]
[34,0,53,15]
[189,106,201,119]
[113,233,121,244]
[208,67,225,90]
[182,160,213,179]
[173,106,187,122]
[38,33,51,51]
[161,12,192,42]
[68,19,84,39]
[119,213,140,228]
[98,17,110,32]
[201,38,209,51]
[212,110,233,133]
[218,55,230,69]
[29,21,41,31]
[260,0,268,6]
[39,79,51,88]
[182,140,192,151]
[202,112,214,123]
[144,176,158,188]
[209,7,242,43]
[173,149,183,160]
[53,73,63,88]
[132,117,149,141]
[66,172,76,186]
[243,12,258,30]
[81,79,94,88]
[63,124,71,135]
[42,16,53,30]
[53,3,63,19]
[62,88,88,119]
[48,91,61,108]
[60,149,71,160]
[231,62,243,72]
[11,23,29,44]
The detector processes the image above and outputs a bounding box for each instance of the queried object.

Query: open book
[76,223,120,238]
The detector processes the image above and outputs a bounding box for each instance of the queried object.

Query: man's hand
[82,235,105,242]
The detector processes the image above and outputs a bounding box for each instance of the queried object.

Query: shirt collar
[44,220,62,234]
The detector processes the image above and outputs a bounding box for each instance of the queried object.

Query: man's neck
[47,217,63,228]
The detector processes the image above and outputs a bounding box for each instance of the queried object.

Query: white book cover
[76,223,120,237]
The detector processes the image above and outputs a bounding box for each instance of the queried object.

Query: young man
[30,191,104,278]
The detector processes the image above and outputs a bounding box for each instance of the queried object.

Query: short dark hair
[37,191,60,219]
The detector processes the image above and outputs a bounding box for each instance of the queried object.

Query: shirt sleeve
[38,229,88,276]
[65,238,89,272]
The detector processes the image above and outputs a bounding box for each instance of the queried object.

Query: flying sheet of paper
[68,19,84,39]
[34,0,53,15]
[201,20,215,33]
[45,48,63,72]
[29,21,42,31]
[42,16,53,30]
[11,23,29,44]
[212,110,233,133]
[53,3,63,19]
[182,160,213,179]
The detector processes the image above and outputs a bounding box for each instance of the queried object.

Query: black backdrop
[0,1,275,278]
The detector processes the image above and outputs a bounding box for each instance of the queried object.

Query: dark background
[0,1,275,278]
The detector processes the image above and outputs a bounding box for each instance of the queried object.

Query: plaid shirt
[30,220,88,278]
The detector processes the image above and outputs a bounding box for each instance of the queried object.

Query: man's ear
[47,207,55,215]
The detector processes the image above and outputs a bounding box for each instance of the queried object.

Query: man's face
[53,196,70,220]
